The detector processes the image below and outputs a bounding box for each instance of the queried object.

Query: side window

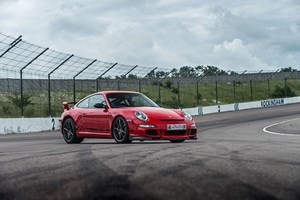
[88,94,106,108]
[77,98,89,108]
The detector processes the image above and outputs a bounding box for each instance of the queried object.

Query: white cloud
[0,0,299,72]
[213,39,271,71]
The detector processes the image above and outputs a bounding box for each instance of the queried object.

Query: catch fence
[1,32,299,117]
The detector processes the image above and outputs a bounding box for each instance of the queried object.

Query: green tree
[155,71,167,78]
[195,65,228,76]
[165,79,173,89]
[8,94,33,109]
[127,74,138,79]
[229,71,238,75]
[271,85,296,98]
[171,68,180,78]
[178,66,196,77]
[280,67,297,72]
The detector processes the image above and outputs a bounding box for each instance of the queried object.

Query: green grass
[1,79,300,118]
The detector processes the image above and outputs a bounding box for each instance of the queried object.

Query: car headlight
[182,111,193,121]
[135,111,148,121]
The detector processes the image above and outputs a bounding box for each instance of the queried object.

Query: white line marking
[263,118,300,136]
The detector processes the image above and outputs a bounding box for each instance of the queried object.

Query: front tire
[112,116,130,143]
[62,118,83,144]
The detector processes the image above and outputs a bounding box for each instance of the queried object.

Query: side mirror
[94,103,108,109]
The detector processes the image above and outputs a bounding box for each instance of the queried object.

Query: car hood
[127,107,184,120]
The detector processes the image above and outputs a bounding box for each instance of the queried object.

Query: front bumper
[127,120,197,141]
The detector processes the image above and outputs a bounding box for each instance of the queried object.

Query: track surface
[0,104,300,200]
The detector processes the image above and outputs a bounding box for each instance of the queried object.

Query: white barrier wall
[0,117,60,134]
[182,97,300,116]
[1,97,300,134]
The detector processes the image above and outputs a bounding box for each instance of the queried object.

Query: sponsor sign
[261,99,284,107]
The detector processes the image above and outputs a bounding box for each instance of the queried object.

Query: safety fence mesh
[1,31,300,117]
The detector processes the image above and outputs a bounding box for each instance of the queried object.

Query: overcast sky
[1,0,299,72]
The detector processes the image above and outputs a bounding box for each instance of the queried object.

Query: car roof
[97,91,141,95]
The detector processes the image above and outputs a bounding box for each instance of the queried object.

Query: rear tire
[112,116,130,143]
[62,118,83,144]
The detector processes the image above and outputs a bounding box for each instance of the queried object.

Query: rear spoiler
[63,101,77,111]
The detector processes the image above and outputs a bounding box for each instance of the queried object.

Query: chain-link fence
[1,32,300,117]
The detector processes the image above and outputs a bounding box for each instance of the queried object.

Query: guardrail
[1,96,300,134]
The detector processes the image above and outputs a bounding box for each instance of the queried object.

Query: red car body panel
[59,91,197,142]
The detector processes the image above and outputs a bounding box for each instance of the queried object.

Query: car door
[84,94,110,135]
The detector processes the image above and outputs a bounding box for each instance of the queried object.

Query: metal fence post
[20,48,48,116]
[249,70,263,101]
[139,67,157,92]
[117,65,138,91]
[267,70,279,98]
[0,35,22,58]
[215,70,230,105]
[96,63,118,91]
[48,54,74,116]
[196,73,208,106]
[73,59,97,103]
[233,70,247,103]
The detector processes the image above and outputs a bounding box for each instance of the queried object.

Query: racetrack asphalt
[0,103,299,200]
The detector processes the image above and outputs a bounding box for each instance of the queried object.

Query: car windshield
[106,93,159,108]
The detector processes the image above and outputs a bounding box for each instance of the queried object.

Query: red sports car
[59,91,197,143]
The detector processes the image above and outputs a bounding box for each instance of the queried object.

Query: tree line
[111,66,297,79]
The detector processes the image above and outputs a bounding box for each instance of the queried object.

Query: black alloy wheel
[62,118,84,144]
[112,116,130,143]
